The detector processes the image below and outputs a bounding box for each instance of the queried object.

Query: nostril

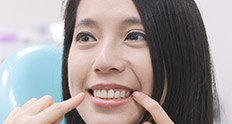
[94,68,119,73]
[94,68,101,72]
[111,68,118,71]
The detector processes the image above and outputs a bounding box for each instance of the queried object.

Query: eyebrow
[75,18,97,28]
[75,17,142,28]
[122,17,142,26]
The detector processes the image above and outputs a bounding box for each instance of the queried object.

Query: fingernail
[132,91,141,97]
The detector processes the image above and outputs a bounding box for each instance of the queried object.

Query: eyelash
[75,32,96,42]
[125,32,146,41]
[75,31,146,43]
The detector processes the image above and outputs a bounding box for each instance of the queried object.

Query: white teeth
[97,90,101,97]
[107,89,114,98]
[125,92,130,97]
[114,91,120,98]
[120,91,126,98]
[101,90,107,98]
[93,89,131,99]
[93,90,97,96]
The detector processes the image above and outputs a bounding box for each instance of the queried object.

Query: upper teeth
[93,89,131,99]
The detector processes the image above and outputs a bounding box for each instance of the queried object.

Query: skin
[4,0,173,124]
[68,0,171,123]
[4,93,85,124]
[68,0,152,123]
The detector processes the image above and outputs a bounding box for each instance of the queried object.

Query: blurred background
[0,0,231,123]
[0,0,64,63]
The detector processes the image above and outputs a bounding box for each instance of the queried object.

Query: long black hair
[62,0,220,123]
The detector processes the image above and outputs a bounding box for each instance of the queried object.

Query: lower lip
[88,93,132,108]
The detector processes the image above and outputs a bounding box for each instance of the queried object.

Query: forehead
[76,0,141,23]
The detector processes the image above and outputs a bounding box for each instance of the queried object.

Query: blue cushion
[0,45,63,123]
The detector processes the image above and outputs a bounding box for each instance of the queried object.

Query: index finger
[35,92,85,123]
[59,92,85,113]
[132,91,174,124]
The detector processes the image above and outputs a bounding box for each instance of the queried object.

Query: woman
[4,0,220,124]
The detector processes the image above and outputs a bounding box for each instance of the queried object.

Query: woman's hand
[132,91,174,124]
[4,92,85,124]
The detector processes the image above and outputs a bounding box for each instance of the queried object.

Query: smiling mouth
[87,84,134,100]
[88,89,132,99]
[86,84,135,108]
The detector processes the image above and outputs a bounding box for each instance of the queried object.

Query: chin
[82,113,142,124]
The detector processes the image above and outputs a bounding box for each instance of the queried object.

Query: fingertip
[74,92,85,98]
[73,92,85,103]
[132,91,141,98]
[79,92,85,96]
[143,122,152,124]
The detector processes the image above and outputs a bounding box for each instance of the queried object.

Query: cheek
[131,50,153,96]
[68,50,94,96]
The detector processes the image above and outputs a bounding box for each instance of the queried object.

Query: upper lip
[87,83,135,92]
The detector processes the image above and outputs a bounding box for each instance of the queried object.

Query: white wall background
[195,0,232,123]
[0,0,231,123]
[0,0,63,31]
[0,0,64,63]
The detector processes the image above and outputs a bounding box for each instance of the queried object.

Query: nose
[92,46,126,74]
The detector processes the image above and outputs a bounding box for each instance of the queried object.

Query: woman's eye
[125,32,146,41]
[75,32,96,42]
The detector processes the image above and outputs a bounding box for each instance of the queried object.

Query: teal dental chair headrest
[0,45,63,123]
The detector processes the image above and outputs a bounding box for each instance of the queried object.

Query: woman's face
[68,0,153,123]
